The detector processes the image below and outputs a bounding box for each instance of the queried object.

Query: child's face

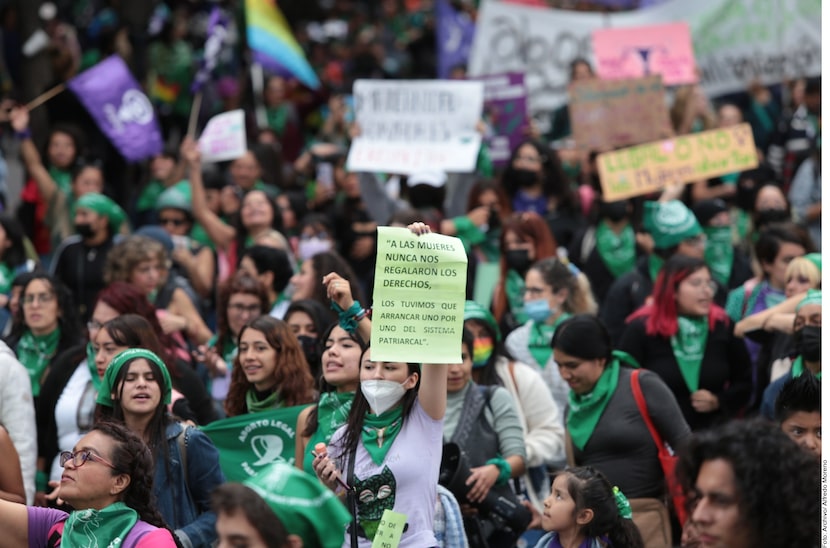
[541,474,577,534]
[780,411,821,457]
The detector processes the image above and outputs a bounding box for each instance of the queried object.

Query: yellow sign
[597,123,758,201]
[371,509,408,548]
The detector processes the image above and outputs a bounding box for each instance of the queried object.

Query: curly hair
[675,418,820,547]
[214,272,270,354]
[627,255,728,338]
[90,421,167,528]
[104,235,167,285]
[224,315,316,416]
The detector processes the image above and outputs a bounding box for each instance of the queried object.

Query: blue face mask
[524,299,552,323]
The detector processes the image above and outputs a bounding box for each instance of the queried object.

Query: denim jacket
[154,421,225,548]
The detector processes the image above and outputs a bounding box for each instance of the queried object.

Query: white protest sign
[346,79,484,174]
[469,0,821,112]
[199,109,247,163]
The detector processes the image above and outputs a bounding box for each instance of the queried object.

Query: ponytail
[606,515,645,548]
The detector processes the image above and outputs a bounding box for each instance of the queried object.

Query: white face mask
[361,379,407,415]
[298,237,333,261]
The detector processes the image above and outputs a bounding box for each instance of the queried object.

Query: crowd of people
[0,0,821,547]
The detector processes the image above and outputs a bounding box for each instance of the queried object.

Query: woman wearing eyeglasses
[95,348,225,548]
[619,255,752,431]
[0,420,177,547]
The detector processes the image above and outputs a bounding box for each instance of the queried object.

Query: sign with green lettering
[372,227,468,364]
[597,123,758,201]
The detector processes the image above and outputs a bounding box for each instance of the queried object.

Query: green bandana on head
[704,226,734,286]
[361,405,404,465]
[155,181,193,213]
[643,200,702,250]
[463,300,501,341]
[670,316,709,393]
[595,220,637,277]
[796,289,822,312]
[63,502,138,548]
[95,348,172,407]
[76,192,126,235]
[245,462,352,548]
[804,253,822,274]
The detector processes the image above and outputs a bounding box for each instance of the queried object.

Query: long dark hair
[555,467,644,548]
[7,273,81,352]
[337,348,421,461]
[303,323,367,438]
[501,139,575,212]
[0,213,30,268]
[305,251,365,308]
[550,315,613,363]
[215,272,270,353]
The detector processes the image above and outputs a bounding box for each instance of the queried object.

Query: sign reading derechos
[597,123,758,201]
[346,79,484,174]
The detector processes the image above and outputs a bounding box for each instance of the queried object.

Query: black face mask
[75,223,95,239]
[512,168,539,189]
[598,201,629,222]
[297,335,322,370]
[755,208,790,227]
[505,248,532,273]
[795,325,822,362]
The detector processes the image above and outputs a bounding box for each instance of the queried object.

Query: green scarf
[790,356,822,380]
[62,502,138,548]
[267,105,289,135]
[505,269,528,324]
[85,342,101,391]
[704,226,734,286]
[648,254,664,283]
[49,166,72,198]
[670,316,709,393]
[595,221,637,277]
[528,313,571,369]
[303,391,354,474]
[17,328,61,397]
[567,358,620,450]
[361,405,404,465]
[0,262,14,294]
[246,388,282,414]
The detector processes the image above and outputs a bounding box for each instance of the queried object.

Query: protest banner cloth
[436,0,476,79]
[568,75,671,151]
[478,73,529,166]
[469,0,821,112]
[597,122,758,201]
[371,227,468,364]
[592,22,696,85]
[66,55,163,162]
[199,109,247,162]
[191,7,229,95]
[346,79,484,174]
[200,405,305,482]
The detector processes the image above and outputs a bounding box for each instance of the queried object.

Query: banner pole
[25,83,67,111]
[187,92,203,139]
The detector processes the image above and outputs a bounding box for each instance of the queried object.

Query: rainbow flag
[245,0,320,89]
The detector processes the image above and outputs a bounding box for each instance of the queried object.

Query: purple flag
[192,7,229,94]
[67,56,163,162]
[436,0,475,79]
[478,73,528,167]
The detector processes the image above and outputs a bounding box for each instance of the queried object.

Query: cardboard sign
[371,227,468,364]
[593,22,697,85]
[199,109,247,163]
[346,79,484,174]
[597,123,758,201]
[568,75,671,151]
[478,73,529,166]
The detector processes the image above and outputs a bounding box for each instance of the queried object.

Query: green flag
[200,405,307,482]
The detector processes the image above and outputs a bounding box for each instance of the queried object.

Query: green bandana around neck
[595,220,637,277]
[49,166,73,197]
[17,327,61,397]
[62,502,138,548]
[704,226,734,286]
[303,391,355,474]
[85,341,102,391]
[246,388,282,414]
[670,316,709,393]
[361,405,404,465]
[505,269,529,324]
[790,356,823,380]
[567,358,620,450]
[0,262,14,294]
[648,254,664,283]
[528,313,571,369]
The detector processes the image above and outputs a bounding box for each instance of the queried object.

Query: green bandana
[155,181,192,213]
[670,316,709,393]
[245,462,352,548]
[76,192,126,235]
[17,328,61,397]
[595,220,637,277]
[796,289,822,312]
[643,200,702,250]
[63,502,138,548]
[648,254,664,283]
[246,388,282,414]
[463,300,501,341]
[567,357,620,450]
[267,105,289,135]
[704,226,734,286]
[790,355,823,380]
[86,342,102,392]
[361,405,404,465]
[96,348,172,407]
[49,166,73,198]
[528,314,571,369]
[0,262,14,294]
[136,180,165,212]
[505,269,529,324]
[303,391,354,475]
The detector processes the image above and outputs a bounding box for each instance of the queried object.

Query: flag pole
[25,83,67,111]
[187,91,203,139]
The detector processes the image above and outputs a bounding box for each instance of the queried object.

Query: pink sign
[592,22,697,86]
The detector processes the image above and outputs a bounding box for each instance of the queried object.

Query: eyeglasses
[159,217,187,227]
[228,303,261,314]
[87,320,102,332]
[23,292,55,305]
[60,450,116,470]
[685,279,718,293]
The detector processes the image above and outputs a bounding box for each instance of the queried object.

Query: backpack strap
[630,370,663,452]
[740,278,761,318]
[176,424,195,508]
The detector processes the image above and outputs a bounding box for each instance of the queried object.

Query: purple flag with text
[436,0,475,79]
[67,56,163,162]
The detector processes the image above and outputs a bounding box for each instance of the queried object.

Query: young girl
[535,467,644,548]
